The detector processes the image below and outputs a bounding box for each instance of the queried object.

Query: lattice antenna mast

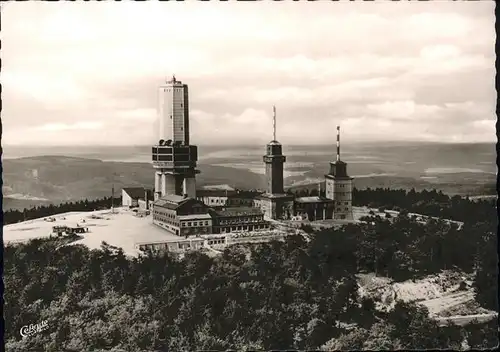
[336,126,340,162]
[111,172,117,213]
[273,105,277,141]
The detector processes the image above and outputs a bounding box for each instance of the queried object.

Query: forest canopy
[3,188,498,351]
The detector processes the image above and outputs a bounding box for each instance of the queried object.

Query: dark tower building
[325,126,354,220]
[264,106,286,194]
[255,106,294,220]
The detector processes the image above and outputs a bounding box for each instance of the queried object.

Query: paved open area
[3,207,179,256]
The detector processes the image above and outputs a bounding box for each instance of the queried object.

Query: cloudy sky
[1,1,495,146]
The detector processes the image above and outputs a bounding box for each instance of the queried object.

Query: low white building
[136,237,206,253]
[122,187,153,208]
[196,189,259,208]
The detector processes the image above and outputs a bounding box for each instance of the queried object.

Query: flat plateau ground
[4,206,379,251]
[3,206,463,251]
[3,208,179,256]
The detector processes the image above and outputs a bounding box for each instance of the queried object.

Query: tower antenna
[336,125,340,162]
[273,105,277,141]
[111,172,118,214]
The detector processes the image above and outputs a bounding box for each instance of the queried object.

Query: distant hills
[2,156,266,210]
[288,174,496,197]
[2,148,496,211]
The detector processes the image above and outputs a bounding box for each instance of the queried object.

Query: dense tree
[3,196,122,225]
[349,187,496,224]
[3,188,498,350]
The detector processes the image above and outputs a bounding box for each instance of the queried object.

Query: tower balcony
[152,145,198,171]
[263,155,286,163]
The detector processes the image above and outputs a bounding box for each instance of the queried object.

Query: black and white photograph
[1,1,498,351]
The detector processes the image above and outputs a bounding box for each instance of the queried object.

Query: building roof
[196,189,237,198]
[153,194,191,209]
[212,207,264,217]
[325,174,354,180]
[196,189,263,199]
[123,187,153,200]
[256,193,295,200]
[178,214,212,221]
[135,237,205,246]
[236,190,264,198]
[202,184,235,191]
[295,196,334,204]
[327,160,351,178]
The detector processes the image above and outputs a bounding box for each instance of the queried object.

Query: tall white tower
[152,76,199,200]
[158,75,190,145]
[325,126,354,220]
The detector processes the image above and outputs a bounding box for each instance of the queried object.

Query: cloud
[1,1,495,145]
[420,44,462,60]
[190,108,272,145]
[116,108,157,122]
[2,71,88,106]
[36,121,104,132]
[365,101,443,121]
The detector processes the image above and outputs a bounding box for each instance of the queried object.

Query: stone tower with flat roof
[255,106,294,220]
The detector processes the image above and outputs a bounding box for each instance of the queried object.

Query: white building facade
[158,76,190,145]
[324,126,354,220]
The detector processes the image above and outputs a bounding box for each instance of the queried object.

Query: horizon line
[2,140,496,148]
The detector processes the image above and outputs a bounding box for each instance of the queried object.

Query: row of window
[208,239,225,245]
[181,227,210,235]
[155,206,207,217]
[296,203,332,209]
[217,224,268,233]
[139,244,164,251]
[208,198,226,204]
[156,217,180,228]
[164,89,184,93]
[155,216,211,228]
[198,198,255,206]
[140,241,198,252]
[229,200,253,205]
[153,155,173,162]
[184,221,210,227]
[327,191,351,196]
[219,217,261,225]
[178,243,192,249]
[154,211,263,227]
[335,208,350,212]
[154,209,174,216]
[155,210,174,217]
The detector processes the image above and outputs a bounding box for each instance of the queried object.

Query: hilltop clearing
[357,271,497,326]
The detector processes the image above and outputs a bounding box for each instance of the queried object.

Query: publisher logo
[20,320,49,338]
